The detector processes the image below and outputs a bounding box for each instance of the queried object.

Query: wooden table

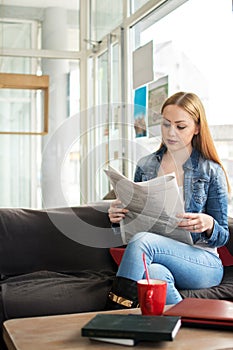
[3,308,233,350]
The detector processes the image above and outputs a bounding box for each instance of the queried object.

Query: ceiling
[0,0,79,10]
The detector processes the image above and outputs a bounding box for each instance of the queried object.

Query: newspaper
[104,166,193,245]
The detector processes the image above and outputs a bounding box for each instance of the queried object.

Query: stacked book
[81,313,181,346]
[81,298,233,346]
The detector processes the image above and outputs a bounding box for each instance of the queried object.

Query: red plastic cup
[137,279,167,315]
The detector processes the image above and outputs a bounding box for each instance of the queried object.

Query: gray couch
[0,203,232,348]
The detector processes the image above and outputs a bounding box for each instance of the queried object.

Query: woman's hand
[108,199,129,224]
[177,212,214,237]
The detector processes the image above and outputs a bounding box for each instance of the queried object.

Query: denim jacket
[134,146,229,249]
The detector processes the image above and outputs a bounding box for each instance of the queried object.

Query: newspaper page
[104,166,193,245]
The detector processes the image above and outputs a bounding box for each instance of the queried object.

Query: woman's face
[161,104,199,153]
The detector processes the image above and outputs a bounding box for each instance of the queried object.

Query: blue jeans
[116,232,223,304]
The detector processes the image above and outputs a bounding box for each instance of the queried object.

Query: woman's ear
[194,124,200,135]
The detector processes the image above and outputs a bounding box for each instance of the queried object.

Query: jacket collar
[184,148,200,170]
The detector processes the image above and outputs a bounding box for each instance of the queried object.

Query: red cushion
[217,246,233,266]
[110,247,233,267]
[109,248,125,266]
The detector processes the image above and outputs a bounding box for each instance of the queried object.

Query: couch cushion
[1,270,115,320]
[0,205,120,277]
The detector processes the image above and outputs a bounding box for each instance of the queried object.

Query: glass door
[86,28,123,202]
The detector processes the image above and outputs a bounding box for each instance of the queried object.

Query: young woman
[106,91,230,308]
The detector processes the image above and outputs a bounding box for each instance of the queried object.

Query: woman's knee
[128,231,151,244]
[147,263,175,283]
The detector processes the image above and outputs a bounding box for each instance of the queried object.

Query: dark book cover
[163,298,233,330]
[81,314,181,342]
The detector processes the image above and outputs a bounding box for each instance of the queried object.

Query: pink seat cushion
[217,246,233,266]
[110,246,233,267]
[109,247,125,266]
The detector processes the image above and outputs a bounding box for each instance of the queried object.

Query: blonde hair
[160,92,230,192]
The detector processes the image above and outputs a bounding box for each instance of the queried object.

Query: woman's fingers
[176,213,213,233]
[108,199,129,223]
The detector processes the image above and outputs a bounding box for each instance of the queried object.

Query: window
[130,0,233,210]
[90,0,123,42]
[0,2,80,208]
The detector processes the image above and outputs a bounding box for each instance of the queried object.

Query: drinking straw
[142,252,150,284]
